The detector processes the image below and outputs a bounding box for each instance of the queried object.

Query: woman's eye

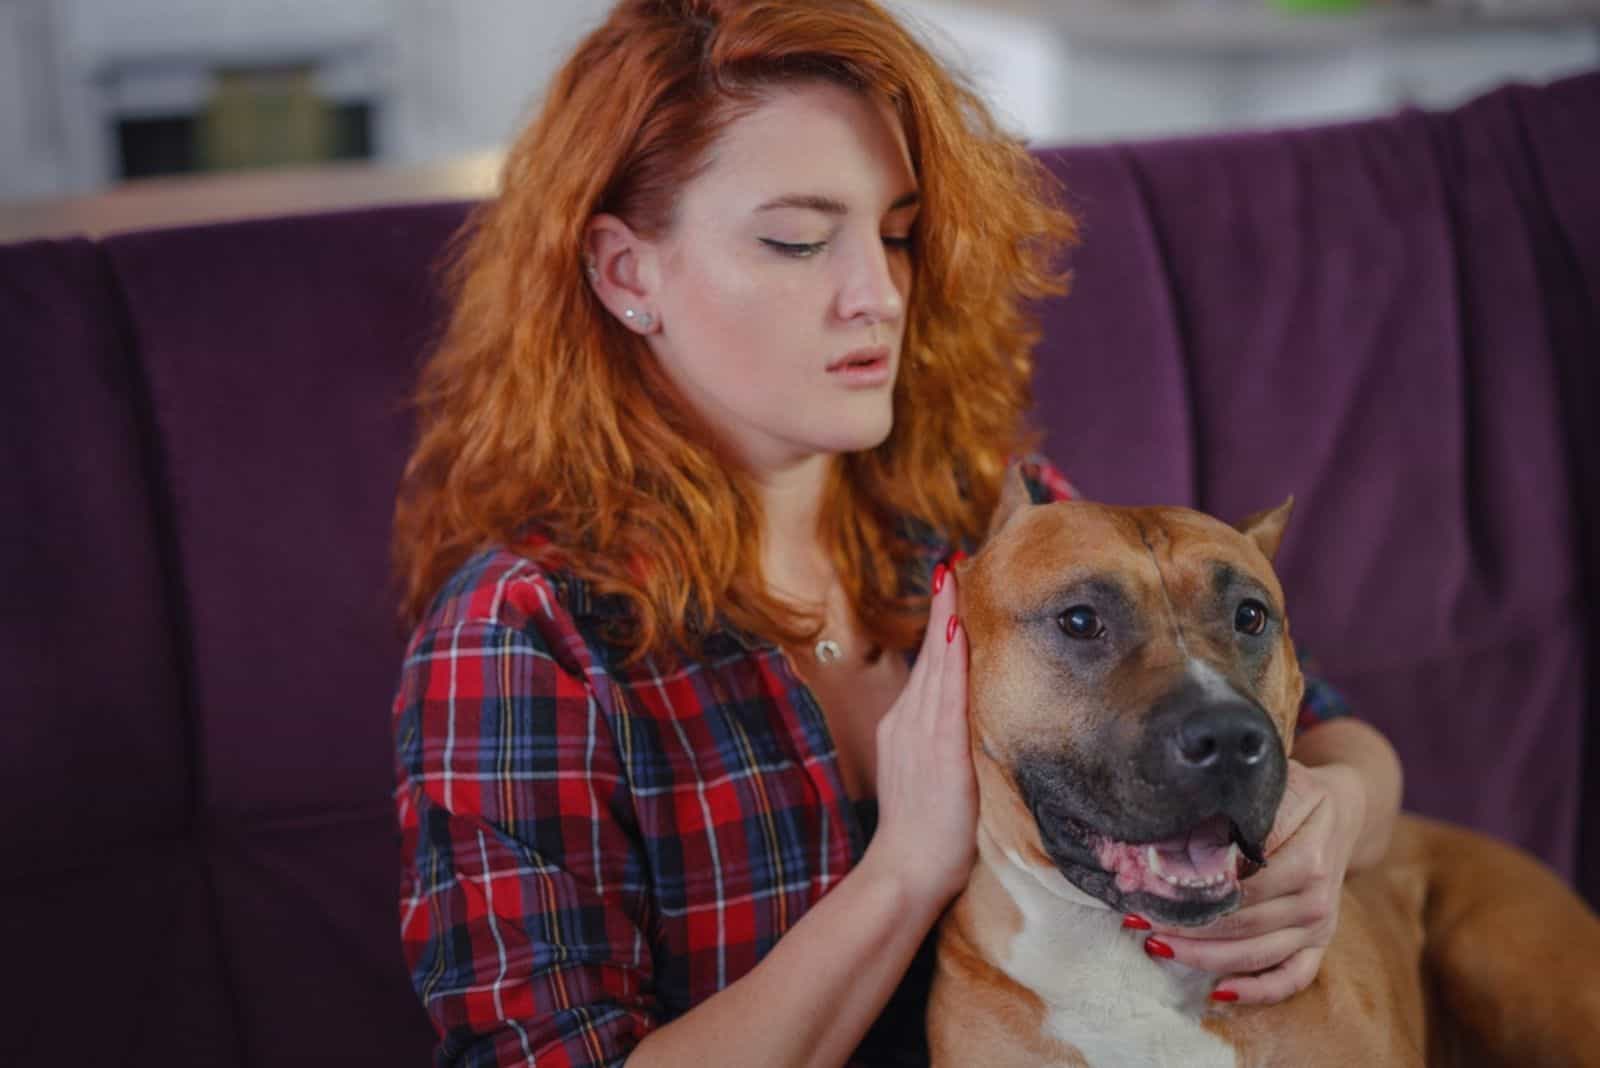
[760,238,826,258]
[1057,606,1105,641]
[1235,600,1269,636]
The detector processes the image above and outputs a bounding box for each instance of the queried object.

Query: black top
[851,799,936,1067]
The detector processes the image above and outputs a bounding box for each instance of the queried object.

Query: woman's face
[641,82,918,475]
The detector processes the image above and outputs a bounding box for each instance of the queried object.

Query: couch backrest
[3,72,1595,1068]
[0,236,246,1064]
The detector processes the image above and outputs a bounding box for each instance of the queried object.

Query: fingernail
[946,615,960,643]
[1144,937,1175,960]
[933,562,948,594]
[1210,988,1238,1003]
[950,549,969,565]
[1121,914,1151,931]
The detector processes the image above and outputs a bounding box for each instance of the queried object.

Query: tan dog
[929,470,1600,1067]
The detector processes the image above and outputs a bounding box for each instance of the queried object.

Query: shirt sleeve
[1016,452,1081,504]
[1294,656,1353,736]
[1017,453,1353,739]
[394,616,656,1067]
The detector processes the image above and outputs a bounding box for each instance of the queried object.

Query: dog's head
[960,469,1304,927]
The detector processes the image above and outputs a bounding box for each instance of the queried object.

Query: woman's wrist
[1294,718,1403,872]
[1303,760,1369,872]
[854,836,965,928]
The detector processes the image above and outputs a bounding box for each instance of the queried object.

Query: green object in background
[200,66,335,172]
[1269,0,1367,11]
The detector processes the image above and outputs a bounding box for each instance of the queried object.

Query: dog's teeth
[1225,843,1240,870]
[1146,847,1164,876]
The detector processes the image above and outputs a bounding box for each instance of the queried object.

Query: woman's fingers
[1150,924,1309,979]
[1213,946,1325,1006]
[1154,860,1337,947]
[909,559,960,724]
[939,603,966,698]
[1152,889,1313,944]
[877,556,961,755]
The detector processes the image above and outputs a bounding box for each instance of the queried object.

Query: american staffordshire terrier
[928,470,1600,1067]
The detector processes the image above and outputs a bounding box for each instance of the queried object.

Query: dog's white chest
[993,851,1239,1068]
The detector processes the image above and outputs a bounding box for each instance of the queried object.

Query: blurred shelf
[974,0,1600,52]
[0,149,504,244]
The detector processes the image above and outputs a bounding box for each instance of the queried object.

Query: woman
[390,2,1404,1065]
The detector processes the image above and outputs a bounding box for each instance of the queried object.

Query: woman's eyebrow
[754,190,921,215]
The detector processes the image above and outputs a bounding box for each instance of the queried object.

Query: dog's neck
[968,824,1237,1068]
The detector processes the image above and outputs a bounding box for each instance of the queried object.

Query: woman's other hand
[1140,757,1366,1005]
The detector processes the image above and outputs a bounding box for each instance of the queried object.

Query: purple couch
[3,71,1596,1066]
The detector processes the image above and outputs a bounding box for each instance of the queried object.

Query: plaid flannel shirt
[393,461,1349,1067]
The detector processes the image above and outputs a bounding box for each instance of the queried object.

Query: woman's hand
[858,558,977,914]
[1143,758,1367,1005]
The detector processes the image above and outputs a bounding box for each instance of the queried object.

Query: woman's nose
[836,239,906,325]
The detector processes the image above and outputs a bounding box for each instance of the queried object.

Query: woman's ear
[585,214,662,334]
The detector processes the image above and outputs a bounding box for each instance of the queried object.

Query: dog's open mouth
[1036,806,1268,923]
[1092,814,1253,904]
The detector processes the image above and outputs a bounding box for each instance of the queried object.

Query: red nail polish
[1144,938,1175,960]
[933,563,948,594]
[1210,989,1239,1003]
[1121,914,1151,931]
[946,615,960,643]
[950,549,969,565]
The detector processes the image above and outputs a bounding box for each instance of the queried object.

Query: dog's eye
[1058,606,1105,640]
[1235,600,1269,636]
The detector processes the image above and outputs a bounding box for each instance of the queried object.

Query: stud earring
[624,308,654,331]
[584,260,598,279]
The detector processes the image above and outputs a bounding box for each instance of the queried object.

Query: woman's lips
[826,345,893,386]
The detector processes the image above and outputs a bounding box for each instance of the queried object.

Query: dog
[928,468,1600,1067]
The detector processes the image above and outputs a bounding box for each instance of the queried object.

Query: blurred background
[1,0,1597,241]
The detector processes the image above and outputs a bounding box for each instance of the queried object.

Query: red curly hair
[394,0,1076,660]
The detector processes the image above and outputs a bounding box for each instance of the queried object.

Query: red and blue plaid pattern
[393,462,1346,1066]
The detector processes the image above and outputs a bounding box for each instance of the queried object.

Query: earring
[584,260,598,279]
[624,308,654,331]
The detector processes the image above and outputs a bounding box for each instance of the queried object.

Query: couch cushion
[1033,73,1599,891]
[0,238,240,1062]
[102,203,469,1063]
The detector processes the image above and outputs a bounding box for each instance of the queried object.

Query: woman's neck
[755,454,835,601]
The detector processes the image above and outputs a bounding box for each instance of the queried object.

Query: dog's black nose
[1172,703,1272,772]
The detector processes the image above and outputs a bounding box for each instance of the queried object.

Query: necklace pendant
[814,638,844,665]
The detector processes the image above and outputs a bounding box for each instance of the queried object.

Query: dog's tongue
[1097,815,1242,901]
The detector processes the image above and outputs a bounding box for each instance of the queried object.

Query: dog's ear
[1235,496,1295,562]
[988,461,1046,540]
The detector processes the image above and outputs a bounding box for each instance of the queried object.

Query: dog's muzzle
[1017,688,1287,925]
